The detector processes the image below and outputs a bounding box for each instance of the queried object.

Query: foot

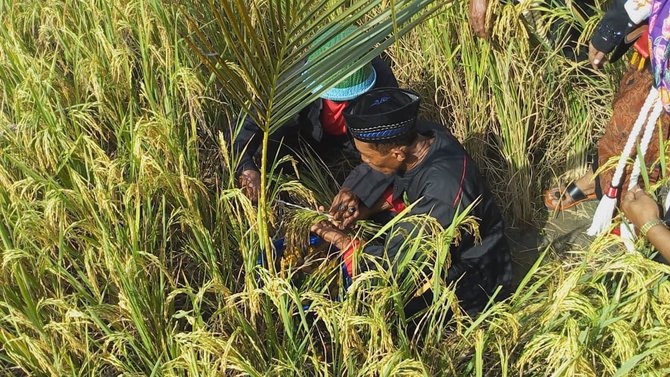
[544,172,597,211]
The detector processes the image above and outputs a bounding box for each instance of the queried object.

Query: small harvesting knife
[275,199,332,218]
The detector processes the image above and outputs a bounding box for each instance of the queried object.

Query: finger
[471,20,486,38]
[330,203,348,219]
[342,209,359,229]
[310,220,328,232]
[588,46,601,69]
[318,220,333,228]
[341,198,354,208]
[329,197,344,214]
[338,207,356,228]
[592,51,607,69]
[244,187,257,203]
[330,220,343,230]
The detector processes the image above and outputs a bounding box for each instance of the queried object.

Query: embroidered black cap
[344,87,420,143]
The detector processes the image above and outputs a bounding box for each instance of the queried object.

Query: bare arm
[621,187,670,258]
[644,225,670,258]
[469,0,489,39]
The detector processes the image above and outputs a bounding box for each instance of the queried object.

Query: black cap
[344,87,420,143]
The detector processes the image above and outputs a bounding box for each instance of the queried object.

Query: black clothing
[346,121,513,314]
[547,0,597,63]
[591,0,646,55]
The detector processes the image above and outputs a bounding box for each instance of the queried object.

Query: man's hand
[310,220,352,250]
[621,186,661,229]
[329,188,362,229]
[588,42,608,70]
[469,0,489,39]
[238,169,261,202]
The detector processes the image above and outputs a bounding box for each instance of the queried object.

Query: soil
[506,201,598,287]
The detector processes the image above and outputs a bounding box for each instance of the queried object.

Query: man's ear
[392,146,407,162]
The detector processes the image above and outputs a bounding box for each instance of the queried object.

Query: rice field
[1,0,669,375]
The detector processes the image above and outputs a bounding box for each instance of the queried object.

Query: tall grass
[0,0,669,375]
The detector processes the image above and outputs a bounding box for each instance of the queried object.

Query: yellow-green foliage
[1,0,669,376]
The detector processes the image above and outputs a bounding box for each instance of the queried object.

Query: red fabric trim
[606,186,619,198]
[633,28,649,58]
[452,157,467,207]
[341,239,360,276]
[320,99,349,136]
[382,186,406,213]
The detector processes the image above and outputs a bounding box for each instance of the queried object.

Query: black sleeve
[232,104,305,174]
[232,114,263,175]
[342,164,394,208]
[590,0,641,53]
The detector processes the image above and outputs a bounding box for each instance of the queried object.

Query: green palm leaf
[187,0,443,132]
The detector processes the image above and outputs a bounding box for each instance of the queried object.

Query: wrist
[336,235,353,250]
[237,161,258,176]
[639,218,667,238]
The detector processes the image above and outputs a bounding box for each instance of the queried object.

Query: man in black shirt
[311,87,512,315]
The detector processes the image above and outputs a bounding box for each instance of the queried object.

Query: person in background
[621,186,670,262]
[544,0,670,211]
[468,0,596,63]
[311,87,512,316]
[233,26,397,204]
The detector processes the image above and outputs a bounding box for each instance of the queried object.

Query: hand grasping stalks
[282,209,330,270]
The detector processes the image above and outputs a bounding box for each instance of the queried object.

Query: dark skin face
[353,139,407,175]
[325,140,407,231]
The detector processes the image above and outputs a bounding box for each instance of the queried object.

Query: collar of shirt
[392,130,441,200]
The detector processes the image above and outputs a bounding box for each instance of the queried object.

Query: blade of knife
[275,199,331,217]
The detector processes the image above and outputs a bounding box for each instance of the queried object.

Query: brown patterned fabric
[597,67,670,197]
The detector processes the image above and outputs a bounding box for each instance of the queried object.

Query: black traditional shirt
[346,121,513,313]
